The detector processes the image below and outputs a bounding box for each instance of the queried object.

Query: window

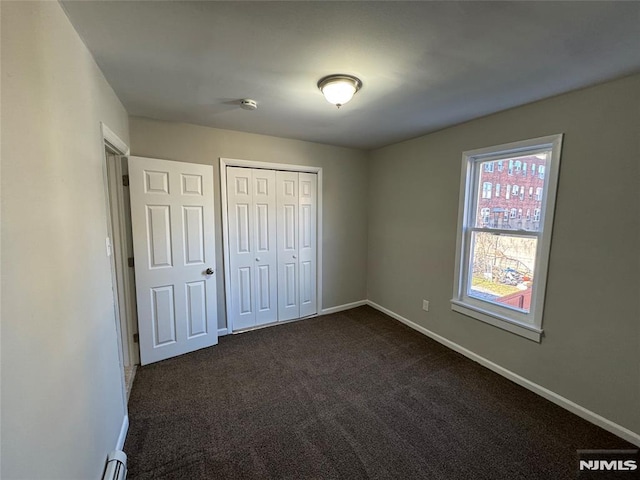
[532,163,536,174]
[495,183,501,197]
[519,189,525,201]
[538,165,545,179]
[480,208,491,225]
[533,208,541,222]
[529,187,533,199]
[484,162,494,173]
[482,182,492,199]
[523,162,527,176]
[452,134,563,342]
[498,160,504,172]
[515,160,522,173]
[508,160,514,175]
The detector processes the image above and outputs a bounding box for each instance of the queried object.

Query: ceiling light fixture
[317,74,362,109]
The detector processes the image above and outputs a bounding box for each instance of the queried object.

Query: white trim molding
[101,122,130,156]
[365,300,640,447]
[219,157,324,333]
[321,300,367,315]
[115,414,129,451]
[217,328,229,337]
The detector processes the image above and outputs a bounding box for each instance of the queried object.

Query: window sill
[450,300,542,342]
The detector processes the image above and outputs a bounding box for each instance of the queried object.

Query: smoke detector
[240,99,258,110]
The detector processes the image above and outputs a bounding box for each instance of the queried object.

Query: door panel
[252,169,277,325]
[183,206,205,265]
[227,167,278,330]
[277,171,299,321]
[257,265,271,311]
[129,156,217,365]
[227,167,255,330]
[235,204,251,253]
[301,260,312,304]
[146,205,172,268]
[238,267,252,314]
[151,285,176,346]
[185,281,207,338]
[299,173,317,317]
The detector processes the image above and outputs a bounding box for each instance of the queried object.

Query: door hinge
[122,175,130,187]
[127,257,134,268]
[133,333,139,343]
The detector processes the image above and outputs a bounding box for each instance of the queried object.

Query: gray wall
[129,117,369,329]
[367,74,640,435]
[1,2,130,478]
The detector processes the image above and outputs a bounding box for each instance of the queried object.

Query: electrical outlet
[422,300,429,311]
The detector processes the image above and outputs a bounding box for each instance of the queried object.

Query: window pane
[468,232,537,314]
[475,153,549,231]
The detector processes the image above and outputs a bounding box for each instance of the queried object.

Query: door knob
[205,268,214,275]
[255,257,260,262]
[292,255,297,259]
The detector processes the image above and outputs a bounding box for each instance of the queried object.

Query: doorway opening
[101,124,139,402]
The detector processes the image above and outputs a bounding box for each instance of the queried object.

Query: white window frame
[451,134,563,342]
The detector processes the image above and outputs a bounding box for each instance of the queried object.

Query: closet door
[276,171,300,321]
[227,167,255,330]
[252,169,278,325]
[299,173,317,317]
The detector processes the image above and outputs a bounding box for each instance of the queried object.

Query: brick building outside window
[476,154,547,231]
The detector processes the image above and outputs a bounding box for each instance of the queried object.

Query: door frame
[220,158,323,334]
[100,123,139,370]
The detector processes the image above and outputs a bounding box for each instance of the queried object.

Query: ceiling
[61,1,640,150]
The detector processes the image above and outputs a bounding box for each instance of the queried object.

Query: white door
[298,173,317,317]
[129,156,217,365]
[226,167,277,330]
[252,169,278,325]
[276,171,300,321]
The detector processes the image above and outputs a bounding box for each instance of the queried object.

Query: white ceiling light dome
[317,74,362,108]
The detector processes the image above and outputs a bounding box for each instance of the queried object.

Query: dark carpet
[125,306,633,479]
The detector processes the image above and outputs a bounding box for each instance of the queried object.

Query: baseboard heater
[103,450,127,480]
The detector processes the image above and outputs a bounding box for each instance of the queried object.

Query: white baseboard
[218,328,228,337]
[116,414,129,451]
[321,300,367,315]
[365,300,640,447]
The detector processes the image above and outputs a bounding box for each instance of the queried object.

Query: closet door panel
[276,171,299,321]
[252,169,277,325]
[227,167,255,330]
[299,173,317,317]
